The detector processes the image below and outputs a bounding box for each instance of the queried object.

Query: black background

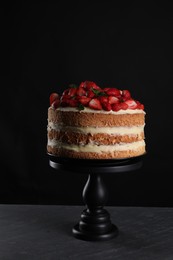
[1,2,173,206]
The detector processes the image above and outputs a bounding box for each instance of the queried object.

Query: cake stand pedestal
[48,154,143,241]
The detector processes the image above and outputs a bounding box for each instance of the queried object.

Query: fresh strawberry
[120,102,128,110]
[103,88,110,92]
[49,93,59,105]
[78,96,91,105]
[139,104,144,110]
[68,99,79,107]
[99,96,109,103]
[52,99,60,109]
[136,101,144,110]
[125,99,137,109]
[89,98,102,110]
[60,94,70,107]
[60,100,68,107]
[106,88,121,97]
[61,94,71,101]
[112,102,128,111]
[84,81,101,90]
[68,87,77,97]
[76,87,87,96]
[111,103,120,111]
[87,90,95,98]
[62,88,70,96]
[122,90,131,100]
[79,82,85,88]
[108,96,119,104]
[102,102,112,111]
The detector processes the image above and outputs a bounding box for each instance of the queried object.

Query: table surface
[0,204,173,260]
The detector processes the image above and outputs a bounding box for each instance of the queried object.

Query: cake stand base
[48,154,144,241]
[72,209,118,241]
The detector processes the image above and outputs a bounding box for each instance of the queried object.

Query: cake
[47,81,146,159]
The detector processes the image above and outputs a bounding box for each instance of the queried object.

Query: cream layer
[52,107,145,115]
[47,122,145,135]
[47,139,145,153]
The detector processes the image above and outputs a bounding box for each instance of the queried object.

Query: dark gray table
[0,204,173,260]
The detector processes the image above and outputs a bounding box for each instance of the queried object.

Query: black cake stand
[48,154,144,241]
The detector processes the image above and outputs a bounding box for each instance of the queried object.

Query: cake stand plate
[48,154,144,241]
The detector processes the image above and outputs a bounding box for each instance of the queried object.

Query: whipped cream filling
[47,139,145,153]
[48,122,145,135]
[50,106,145,115]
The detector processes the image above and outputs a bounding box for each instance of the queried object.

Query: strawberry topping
[49,81,144,111]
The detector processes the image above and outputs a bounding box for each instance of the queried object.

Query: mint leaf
[91,88,107,97]
[78,104,85,111]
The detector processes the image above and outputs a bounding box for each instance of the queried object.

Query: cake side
[47,145,145,159]
[48,107,145,127]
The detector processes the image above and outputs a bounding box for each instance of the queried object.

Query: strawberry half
[112,102,128,111]
[125,99,137,109]
[50,93,59,105]
[106,88,121,97]
[99,96,108,103]
[76,87,87,96]
[83,81,100,90]
[108,96,119,104]
[102,102,112,111]
[87,90,95,98]
[68,99,79,107]
[122,90,131,100]
[89,98,102,110]
[78,96,91,106]
[68,87,77,97]
[52,99,60,109]
[136,101,144,110]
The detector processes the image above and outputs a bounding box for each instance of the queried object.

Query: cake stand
[48,154,144,241]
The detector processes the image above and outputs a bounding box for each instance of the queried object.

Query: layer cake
[47,81,146,159]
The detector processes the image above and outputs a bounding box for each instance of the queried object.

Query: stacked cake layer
[47,107,146,159]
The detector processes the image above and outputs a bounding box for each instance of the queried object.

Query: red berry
[60,95,70,106]
[78,96,91,105]
[62,89,70,96]
[68,88,77,97]
[125,99,137,109]
[136,101,144,110]
[122,90,131,100]
[60,100,68,107]
[68,99,78,107]
[79,82,85,88]
[49,93,59,105]
[119,102,128,110]
[112,102,128,111]
[81,80,101,90]
[112,103,121,111]
[103,88,110,92]
[102,102,112,111]
[99,96,108,103]
[106,88,121,97]
[108,96,119,104]
[89,98,102,110]
[87,90,95,98]
[52,99,60,109]
[76,87,87,96]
